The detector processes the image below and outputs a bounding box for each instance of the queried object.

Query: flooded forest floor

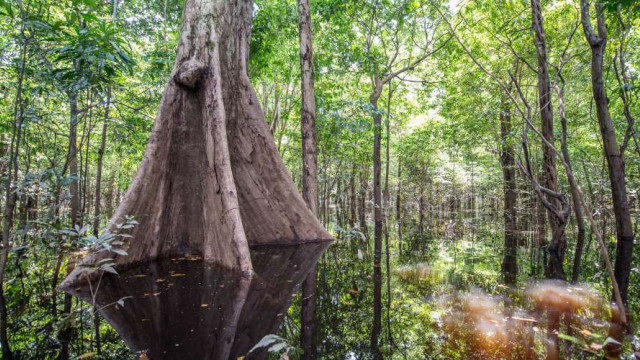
[277,219,640,359]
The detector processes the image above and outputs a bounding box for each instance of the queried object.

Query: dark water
[64,242,330,359]
[60,238,633,360]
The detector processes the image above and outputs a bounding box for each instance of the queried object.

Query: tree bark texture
[297,0,319,358]
[369,77,383,360]
[61,0,332,358]
[531,0,566,279]
[581,0,635,304]
[499,93,518,285]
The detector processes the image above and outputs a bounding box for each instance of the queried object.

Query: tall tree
[0,2,28,356]
[298,0,319,357]
[499,91,518,285]
[580,0,635,304]
[531,0,567,280]
[61,0,332,357]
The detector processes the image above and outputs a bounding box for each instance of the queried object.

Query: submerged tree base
[62,241,330,359]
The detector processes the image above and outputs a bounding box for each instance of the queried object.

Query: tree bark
[0,7,28,356]
[535,183,547,276]
[369,77,383,360]
[349,163,356,227]
[383,83,393,347]
[531,0,566,279]
[91,88,111,356]
[298,0,319,357]
[580,0,635,304]
[499,92,518,285]
[359,165,368,238]
[62,0,332,358]
[69,92,80,228]
[554,80,586,284]
[396,161,402,247]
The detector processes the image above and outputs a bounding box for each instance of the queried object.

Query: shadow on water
[63,242,330,359]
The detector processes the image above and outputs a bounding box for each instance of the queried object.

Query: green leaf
[558,333,585,346]
[111,248,128,256]
[248,334,286,354]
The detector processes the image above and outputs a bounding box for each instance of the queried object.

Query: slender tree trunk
[69,92,80,227]
[396,161,402,249]
[359,165,368,238]
[383,84,393,347]
[581,0,635,304]
[369,77,383,360]
[58,90,81,360]
[499,93,518,285]
[298,0,319,357]
[418,192,425,238]
[531,0,566,279]
[0,7,28,356]
[535,184,547,277]
[91,88,111,356]
[554,81,586,283]
[349,163,356,227]
[0,72,24,360]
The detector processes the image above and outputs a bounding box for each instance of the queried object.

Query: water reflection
[62,242,330,359]
[434,281,617,358]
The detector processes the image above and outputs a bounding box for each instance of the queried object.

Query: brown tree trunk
[383,84,393,347]
[0,8,29,356]
[349,164,356,227]
[58,90,81,360]
[359,165,368,238]
[499,93,518,285]
[554,79,586,283]
[535,184,547,276]
[581,0,635,304]
[69,92,80,227]
[298,0,319,357]
[531,0,566,279]
[0,70,25,360]
[91,88,111,356]
[62,1,332,358]
[370,77,383,360]
[396,161,402,248]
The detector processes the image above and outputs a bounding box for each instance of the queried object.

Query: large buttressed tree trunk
[61,0,332,358]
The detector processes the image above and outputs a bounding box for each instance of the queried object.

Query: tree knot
[173,60,207,89]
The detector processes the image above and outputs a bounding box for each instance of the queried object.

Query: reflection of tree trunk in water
[61,0,332,358]
[580,0,635,306]
[298,0,319,357]
[531,0,565,280]
[499,92,518,285]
